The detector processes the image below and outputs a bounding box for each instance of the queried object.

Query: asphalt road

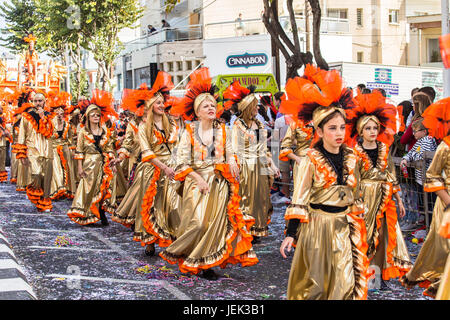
[0,174,430,301]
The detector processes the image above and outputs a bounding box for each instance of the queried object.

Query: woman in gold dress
[160,67,258,281]
[0,105,11,183]
[279,65,369,300]
[67,90,118,226]
[223,81,280,242]
[400,98,450,298]
[345,90,412,287]
[48,91,77,200]
[111,71,181,256]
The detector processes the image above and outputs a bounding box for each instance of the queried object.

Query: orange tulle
[170,67,220,121]
[222,81,252,110]
[346,90,398,147]
[422,98,450,140]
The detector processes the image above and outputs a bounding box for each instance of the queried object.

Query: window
[428,38,442,63]
[176,61,183,71]
[195,60,201,67]
[357,8,363,27]
[186,60,193,71]
[177,75,184,87]
[327,9,348,19]
[357,52,364,63]
[389,10,399,24]
[134,66,151,89]
[117,74,122,92]
[167,62,174,72]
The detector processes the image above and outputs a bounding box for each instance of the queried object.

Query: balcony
[204,15,350,39]
[121,24,203,55]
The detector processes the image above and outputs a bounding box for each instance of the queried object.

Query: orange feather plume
[90,89,118,121]
[47,91,71,113]
[422,97,450,140]
[345,90,398,147]
[222,81,254,111]
[170,67,220,121]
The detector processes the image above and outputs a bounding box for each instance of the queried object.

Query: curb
[0,228,37,300]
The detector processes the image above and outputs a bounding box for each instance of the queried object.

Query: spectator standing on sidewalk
[400,118,438,231]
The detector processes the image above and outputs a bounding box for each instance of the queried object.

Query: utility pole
[442,0,450,97]
[305,0,310,52]
[271,0,281,89]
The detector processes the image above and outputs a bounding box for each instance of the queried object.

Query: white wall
[203,33,352,88]
[405,0,441,16]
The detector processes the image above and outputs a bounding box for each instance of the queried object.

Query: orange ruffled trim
[0,171,8,182]
[307,149,336,188]
[141,154,156,162]
[174,167,194,182]
[139,164,174,248]
[424,185,446,193]
[90,154,113,219]
[52,145,70,200]
[279,149,293,162]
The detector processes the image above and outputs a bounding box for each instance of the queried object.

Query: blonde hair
[194,93,217,117]
[412,92,431,122]
[240,98,258,126]
[412,117,426,132]
[84,105,102,135]
[145,95,171,142]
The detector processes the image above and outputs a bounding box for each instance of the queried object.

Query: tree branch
[286,0,301,52]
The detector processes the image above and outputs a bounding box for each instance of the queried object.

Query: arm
[424,142,450,206]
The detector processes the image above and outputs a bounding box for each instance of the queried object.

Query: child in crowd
[400,118,438,231]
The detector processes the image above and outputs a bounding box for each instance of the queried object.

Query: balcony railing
[204,15,349,39]
[121,24,203,55]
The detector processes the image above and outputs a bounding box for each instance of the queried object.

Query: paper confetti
[54,235,79,247]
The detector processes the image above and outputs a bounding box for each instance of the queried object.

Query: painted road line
[27,246,115,253]
[90,230,191,300]
[0,228,37,300]
[9,213,67,217]
[20,228,87,234]
[0,278,36,299]
[46,273,162,286]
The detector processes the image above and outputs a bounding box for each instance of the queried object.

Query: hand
[78,168,87,179]
[229,160,240,182]
[400,159,407,167]
[20,158,29,166]
[280,237,295,259]
[271,164,281,179]
[196,177,210,194]
[164,166,175,180]
[398,201,406,219]
[294,155,302,166]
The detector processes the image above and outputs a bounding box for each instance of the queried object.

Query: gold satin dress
[67,126,115,225]
[49,118,77,200]
[285,146,370,300]
[12,117,31,191]
[14,109,54,211]
[401,137,450,297]
[231,118,273,237]
[279,120,313,178]
[160,121,258,275]
[436,205,450,299]
[354,142,412,280]
[112,119,181,248]
[68,122,80,185]
[102,126,128,215]
[0,119,8,182]
[9,123,18,184]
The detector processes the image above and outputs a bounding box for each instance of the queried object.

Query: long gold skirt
[401,196,450,294]
[239,158,273,237]
[49,144,77,200]
[10,151,17,183]
[287,206,369,300]
[361,180,412,279]
[111,158,181,247]
[16,159,31,191]
[67,153,113,225]
[103,160,128,215]
[160,165,259,275]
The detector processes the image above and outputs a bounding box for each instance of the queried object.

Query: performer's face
[33,95,45,110]
[197,99,217,121]
[89,112,101,125]
[56,108,64,118]
[151,97,165,116]
[361,120,379,143]
[317,114,346,150]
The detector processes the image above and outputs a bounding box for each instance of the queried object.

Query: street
[0,172,430,301]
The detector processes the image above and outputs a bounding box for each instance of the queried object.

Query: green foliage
[163,0,181,13]
[70,68,89,103]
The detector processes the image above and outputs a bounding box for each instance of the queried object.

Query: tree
[261,0,328,80]
[34,0,143,93]
[0,0,39,53]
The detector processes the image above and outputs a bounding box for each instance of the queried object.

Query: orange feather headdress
[121,71,174,117]
[47,91,71,113]
[223,81,257,114]
[345,90,398,147]
[84,89,118,123]
[279,64,356,130]
[422,97,450,140]
[170,67,221,121]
